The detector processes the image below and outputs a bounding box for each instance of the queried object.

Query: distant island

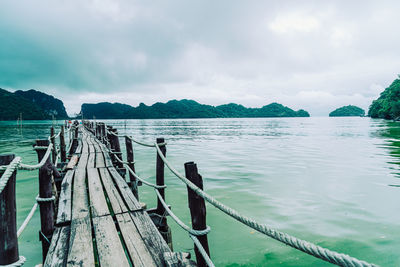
[0,88,68,120]
[80,100,310,119]
[369,77,400,120]
[329,105,365,117]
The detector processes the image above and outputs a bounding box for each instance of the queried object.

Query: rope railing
[189,235,215,267]
[151,142,377,267]
[17,202,38,238]
[0,157,22,194]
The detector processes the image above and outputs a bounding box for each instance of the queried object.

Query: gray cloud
[1,0,399,115]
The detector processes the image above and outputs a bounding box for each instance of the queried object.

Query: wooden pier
[45,124,195,266]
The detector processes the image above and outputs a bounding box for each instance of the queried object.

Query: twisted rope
[0,157,21,194]
[154,143,377,267]
[17,202,38,238]
[18,144,53,171]
[0,256,26,267]
[36,195,56,203]
[189,235,215,267]
[125,164,166,189]
[154,188,211,236]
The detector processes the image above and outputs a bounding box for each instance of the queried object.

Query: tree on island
[329,105,365,117]
[369,77,400,120]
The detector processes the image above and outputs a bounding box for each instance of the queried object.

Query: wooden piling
[185,161,210,267]
[110,128,123,169]
[74,126,79,139]
[125,136,138,199]
[60,126,66,163]
[0,154,19,265]
[35,140,55,263]
[50,127,57,163]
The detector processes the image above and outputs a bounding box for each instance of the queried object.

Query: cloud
[0,0,400,115]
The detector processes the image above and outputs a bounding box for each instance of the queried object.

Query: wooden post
[50,127,56,163]
[185,162,210,267]
[74,126,79,139]
[110,129,123,168]
[156,138,166,214]
[60,125,66,163]
[0,154,19,265]
[101,124,106,144]
[35,140,55,263]
[125,136,138,199]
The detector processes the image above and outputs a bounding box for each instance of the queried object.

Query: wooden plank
[87,153,95,169]
[71,167,89,221]
[77,152,88,170]
[116,213,157,267]
[164,252,196,267]
[129,210,172,267]
[81,135,89,154]
[56,170,74,225]
[65,155,79,170]
[74,139,82,154]
[108,167,142,211]
[44,226,70,267]
[87,137,95,154]
[87,168,109,217]
[103,151,114,167]
[98,168,128,215]
[95,152,105,168]
[92,215,130,267]
[67,217,94,266]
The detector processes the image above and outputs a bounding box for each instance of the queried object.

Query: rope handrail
[189,235,215,267]
[0,157,22,194]
[154,189,211,236]
[153,143,377,267]
[19,144,53,171]
[17,202,38,238]
[106,130,167,147]
[125,163,166,189]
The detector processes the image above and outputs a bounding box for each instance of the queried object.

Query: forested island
[369,78,400,120]
[0,88,68,120]
[80,100,310,119]
[329,105,365,117]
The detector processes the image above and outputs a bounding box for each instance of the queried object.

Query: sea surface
[0,117,399,266]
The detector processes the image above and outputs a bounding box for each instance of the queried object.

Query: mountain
[329,105,365,117]
[14,89,68,119]
[369,78,400,119]
[80,99,310,119]
[0,88,68,120]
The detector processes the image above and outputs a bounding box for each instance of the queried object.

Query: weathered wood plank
[95,151,105,168]
[81,135,89,154]
[164,252,196,267]
[116,213,157,267]
[56,170,74,225]
[67,217,94,266]
[71,167,89,221]
[92,215,130,267]
[98,168,128,215]
[74,139,82,154]
[87,168,109,217]
[87,137,95,154]
[44,226,70,267]
[65,155,79,170]
[103,151,114,167]
[108,167,142,211]
[129,210,172,266]
[77,152,88,170]
[87,153,95,169]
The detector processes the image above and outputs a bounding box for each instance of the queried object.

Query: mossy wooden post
[125,136,138,199]
[0,154,19,265]
[50,127,57,163]
[110,128,123,169]
[35,140,55,262]
[74,125,79,139]
[60,125,66,163]
[155,138,172,248]
[185,161,210,267]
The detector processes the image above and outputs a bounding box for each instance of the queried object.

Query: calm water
[1,117,400,266]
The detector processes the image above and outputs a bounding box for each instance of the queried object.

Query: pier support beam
[35,140,55,263]
[60,126,66,163]
[185,162,210,267]
[125,136,139,199]
[0,154,19,265]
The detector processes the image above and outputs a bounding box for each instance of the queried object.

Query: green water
[1,117,399,266]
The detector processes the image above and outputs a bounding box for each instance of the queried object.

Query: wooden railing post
[0,154,19,265]
[155,138,172,248]
[50,127,56,163]
[74,125,79,139]
[185,161,210,267]
[125,136,138,199]
[35,140,55,263]
[101,124,106,144]
[110,129,123,169]
[60,126,66,163]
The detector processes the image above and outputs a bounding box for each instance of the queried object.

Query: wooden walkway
[44,126,193,267]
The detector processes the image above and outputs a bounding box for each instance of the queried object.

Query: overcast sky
[1,1,399,116]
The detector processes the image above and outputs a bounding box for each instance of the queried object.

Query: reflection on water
[1,117,400,266]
